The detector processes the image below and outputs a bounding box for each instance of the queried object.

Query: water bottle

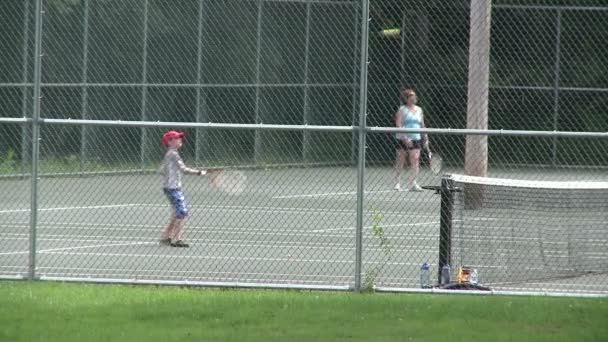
[441,263,451,285]
[420,262,431,288]
[470,269,479,285]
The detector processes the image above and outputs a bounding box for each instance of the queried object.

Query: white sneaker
[394,183,401,191]
[409,184,423,192]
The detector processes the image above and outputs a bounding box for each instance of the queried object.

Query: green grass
[0,282,606,341]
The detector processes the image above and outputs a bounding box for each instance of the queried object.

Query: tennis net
[439,174,608,290]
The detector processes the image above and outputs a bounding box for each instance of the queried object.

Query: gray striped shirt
[159,148,197,189]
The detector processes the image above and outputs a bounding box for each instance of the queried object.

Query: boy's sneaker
[171,240,190,248]
[394,183,401,191]
[159,238,172,246]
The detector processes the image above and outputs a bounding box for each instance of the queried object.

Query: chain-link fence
[1,0,362,172]
[366,0,608,168]
[1,0,607,296]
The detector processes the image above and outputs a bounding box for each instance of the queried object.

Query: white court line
[0,241,154,256]
[0,251,28,256]
[310,221,439,233]
[37,272,353,285]
[21,223,597,245]
[0,227,439,241]
[6,219,605,242]
[0,220,442,235]
[0,203,427,218]
[38,251,426,266]
[19,232,571,250]
[0,217,495,232]
[272,189,400,199]
[0,235,441,253]
[25,263,359,280]
[1,232,443,252]
[0,204,141,214]
[32,265,349,278]
[2,235,141,245]
[156,204,431,218]
[38,251,358,263]
[0,225,409,240]
[38,241,155,253]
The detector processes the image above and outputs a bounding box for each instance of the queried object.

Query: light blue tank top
[396,105,423,141]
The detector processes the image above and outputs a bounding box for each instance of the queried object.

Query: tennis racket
[424,146,443,175]
[429,152,443,175]
[207,168,247,195]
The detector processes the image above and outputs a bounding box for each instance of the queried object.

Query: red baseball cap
[162,131,185,146]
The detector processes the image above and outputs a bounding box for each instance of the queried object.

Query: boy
[159,130,214,248]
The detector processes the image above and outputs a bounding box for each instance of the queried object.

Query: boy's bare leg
[161,215,176,242]
[172,218,187,243]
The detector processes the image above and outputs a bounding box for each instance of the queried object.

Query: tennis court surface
[1,166,607,295]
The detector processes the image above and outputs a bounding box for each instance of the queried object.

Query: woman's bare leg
[408,149,421,190]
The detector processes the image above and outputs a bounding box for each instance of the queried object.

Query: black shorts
[395,138,423,151]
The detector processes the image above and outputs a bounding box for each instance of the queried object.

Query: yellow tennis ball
[381,28,400,38]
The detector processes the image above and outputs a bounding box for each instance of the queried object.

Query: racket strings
[208,170,246,195]
[221,172,247,194]
[430,156,443,174]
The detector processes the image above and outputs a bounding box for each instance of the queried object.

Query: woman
[394,88,428,192]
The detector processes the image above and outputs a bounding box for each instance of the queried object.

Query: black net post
[438,176,455,285]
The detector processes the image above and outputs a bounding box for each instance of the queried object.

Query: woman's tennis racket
[428,151,443,175]
[423,144,443,175]
[207,168,247,195]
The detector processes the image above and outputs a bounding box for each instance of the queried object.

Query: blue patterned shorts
[163,188,189,219]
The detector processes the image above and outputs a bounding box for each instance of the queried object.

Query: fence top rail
[0,117,31,124]
[0,83,356,88]
[244,0,357,5]
[6,83,608,94]
[38,119,357,132]
[24,118,608,138]
[494,4,608,11]
[368,127,608,138]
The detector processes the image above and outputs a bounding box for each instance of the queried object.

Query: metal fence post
[29,0,44,280]
[551,8,562,166]
[80,0,90,173]
[350,2,361,166]
[302,2,311,162]
[253,0,263,164]
[195,0,205,165]
[20,0,31,177]
[139,0,150,171]
[354,0,370,292]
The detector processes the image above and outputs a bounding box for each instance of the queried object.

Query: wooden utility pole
[465,0,492,208]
